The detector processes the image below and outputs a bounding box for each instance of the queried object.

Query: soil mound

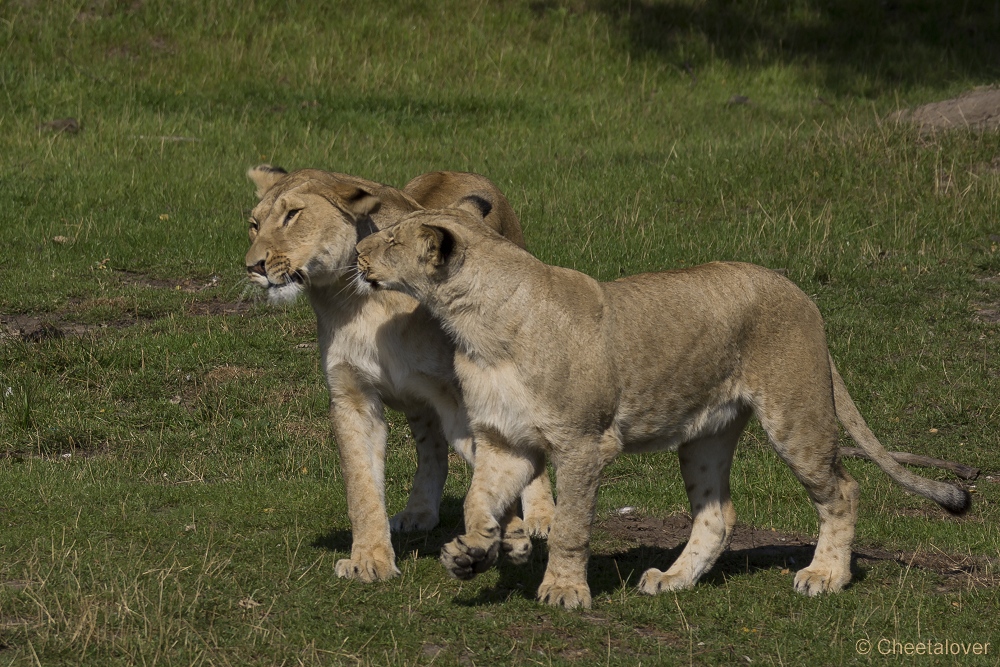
[891,86,1000,132]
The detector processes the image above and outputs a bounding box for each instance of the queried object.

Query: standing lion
[245,166,553,581]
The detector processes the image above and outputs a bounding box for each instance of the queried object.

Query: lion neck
[307,276,417,330]
[422,241,547,364]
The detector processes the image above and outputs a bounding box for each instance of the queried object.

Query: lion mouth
[247,261,305,290]
[351,266,379,293]
[250,269,307,304]
[263,270,304,289]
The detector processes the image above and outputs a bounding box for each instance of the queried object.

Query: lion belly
[617,399,745,454]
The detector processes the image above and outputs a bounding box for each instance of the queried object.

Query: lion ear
[451,194,493,221]
[327,183,383,219]
[420,224,462,270]
[247,164,288,199]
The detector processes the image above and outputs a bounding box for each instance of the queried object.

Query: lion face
[245,167,380,304]
[355,210,469,299]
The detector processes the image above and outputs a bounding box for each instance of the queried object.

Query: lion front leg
[496,448,549,565]
[329,374,400,582]
[535,453,606,610]
[520,460,555,539]
[440,433,537,580]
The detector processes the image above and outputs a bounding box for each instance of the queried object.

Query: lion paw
[793,566,849,596]
[334,552,400,583]
[636,568,694,595]
[522,508,553,539]
[500,524,532,566]
[389,508,439,533]
[537,578,592,609]
[440,534,500,581]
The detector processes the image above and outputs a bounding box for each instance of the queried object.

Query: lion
[245,165,553,582]
[354,208,971,608]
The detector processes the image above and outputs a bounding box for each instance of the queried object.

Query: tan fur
[355,210,971,608]
[245,166,553,582]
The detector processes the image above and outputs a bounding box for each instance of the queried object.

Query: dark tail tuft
[940,487,972,517]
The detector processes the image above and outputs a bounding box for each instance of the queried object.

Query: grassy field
[2,0,999,664]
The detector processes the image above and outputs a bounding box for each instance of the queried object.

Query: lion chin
[349,271,376,295]
[266,281,304,305]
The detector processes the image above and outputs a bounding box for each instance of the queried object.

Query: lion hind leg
[760,401,859,595]
[789,456,858,595]
[638,418,744,595]
[389,412,449,533]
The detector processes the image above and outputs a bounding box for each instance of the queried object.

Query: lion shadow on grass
[453,511,995,606]
[453,514,854,606]
[314,506,988,604]
[454,539,843,607]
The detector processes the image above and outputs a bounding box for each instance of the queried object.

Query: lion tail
[830,355,971,516]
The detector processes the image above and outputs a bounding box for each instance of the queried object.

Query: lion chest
[316,301,454,409]
[454,355,545,448]
[322,329,402,396]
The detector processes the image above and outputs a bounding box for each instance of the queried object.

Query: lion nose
[247,260,266,277]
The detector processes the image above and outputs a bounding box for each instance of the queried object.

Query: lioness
[245,166,553,582]
[355,209,971,609]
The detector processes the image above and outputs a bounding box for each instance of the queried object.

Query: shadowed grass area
[594,0,1000,96]
[1,0,998,664]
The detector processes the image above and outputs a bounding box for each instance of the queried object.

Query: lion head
[245,165,387,304]
[245,165,524,304]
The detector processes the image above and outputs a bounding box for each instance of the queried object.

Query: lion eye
[282,209,302,226]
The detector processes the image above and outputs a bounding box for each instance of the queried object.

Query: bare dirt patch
[598,512,997,590]
[169,364,261,410]
[0,313,130,342]
[600,512,815,552]
[1,272,258,342]
[37,117,81,134]
[114,269,221,293]
[973,156,1000,176]
[0,298,257,342]
[112,271,258,317]
[974,302,1000,324]
[890,86,1000,133]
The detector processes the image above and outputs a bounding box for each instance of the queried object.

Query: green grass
[2,0,999,664]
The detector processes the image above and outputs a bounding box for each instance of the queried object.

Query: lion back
[403,171,525,249]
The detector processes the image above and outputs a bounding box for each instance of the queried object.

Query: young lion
[245,166,553,582]
[355,208,971,609]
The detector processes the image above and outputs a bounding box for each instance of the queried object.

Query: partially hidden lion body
[355,209,971,608]
[245,166,552,582]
